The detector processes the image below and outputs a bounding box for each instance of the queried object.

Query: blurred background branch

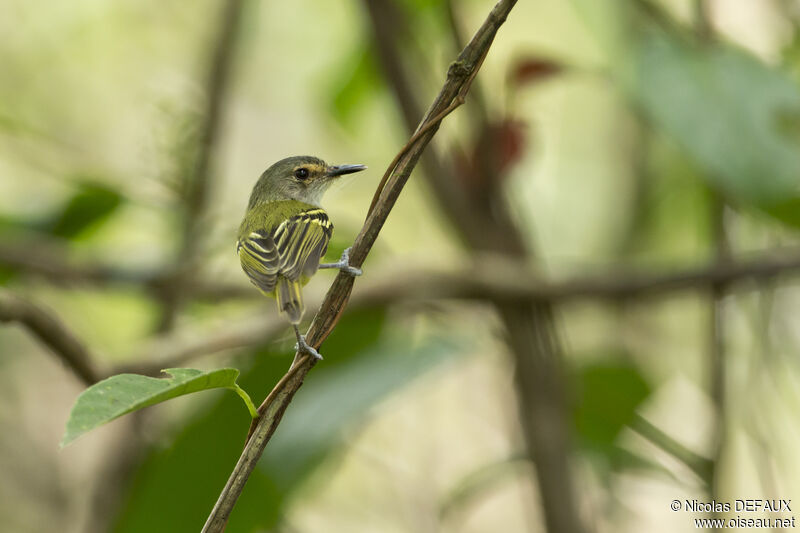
[6,245,799,383]
[0,290,102,385]
[5,238,800,305]
[157,0,246,332]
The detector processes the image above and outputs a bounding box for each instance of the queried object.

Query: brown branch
[0,290,102,385]
[201,1,519,530]
[444,0,491,124]
[158,0,245,331]
[366,85,475,215]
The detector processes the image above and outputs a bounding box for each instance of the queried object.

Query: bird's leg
[318,247,362,277]
[293,325,322,360]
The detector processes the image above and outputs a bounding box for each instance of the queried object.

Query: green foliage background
[1,0,799,532]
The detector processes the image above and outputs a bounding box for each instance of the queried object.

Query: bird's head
[248,155,366,207]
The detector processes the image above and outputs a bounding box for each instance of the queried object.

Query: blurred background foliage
[1,0,799,532]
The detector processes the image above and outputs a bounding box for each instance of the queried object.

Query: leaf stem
[230,384,258,419]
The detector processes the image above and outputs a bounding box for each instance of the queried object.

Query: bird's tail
[276,276,304,324]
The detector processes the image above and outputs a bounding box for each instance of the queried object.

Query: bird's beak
[326,164,367,177]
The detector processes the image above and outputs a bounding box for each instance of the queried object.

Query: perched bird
[237,155,366,359]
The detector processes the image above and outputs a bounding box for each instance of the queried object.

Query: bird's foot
[319,247,362,277]
[294,336,322,360]
[293,326,322,360]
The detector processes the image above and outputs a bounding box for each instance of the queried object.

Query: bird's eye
[294,168,310,180]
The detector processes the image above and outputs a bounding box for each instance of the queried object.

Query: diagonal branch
[201,1,519,530]
[0,290,102,385]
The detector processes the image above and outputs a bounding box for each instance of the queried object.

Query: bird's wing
[273,208,333,280]
[237,230,281,293]
[237,207,332,293]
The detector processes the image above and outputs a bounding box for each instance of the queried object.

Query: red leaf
[508,57,562,88]
[456,119,528,195]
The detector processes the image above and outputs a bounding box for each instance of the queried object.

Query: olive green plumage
[237,155,365,324]
[237,200,332,322]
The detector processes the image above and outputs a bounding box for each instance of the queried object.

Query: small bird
[237,155,366,360]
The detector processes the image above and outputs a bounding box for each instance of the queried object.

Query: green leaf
[630,31,800,225]
[111,356,288,533]
[396,0,445,11]
[0,181,122,240]
[572,359,651,454]
[61,368,256,447]
[44,181,123,239]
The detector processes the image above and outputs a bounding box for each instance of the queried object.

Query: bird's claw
[319,247,362,277]
[338,247,362,277]
[294,335,323,360]
[341,265,362,276]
